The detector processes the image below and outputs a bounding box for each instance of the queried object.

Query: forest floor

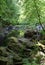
[0,30,45,65]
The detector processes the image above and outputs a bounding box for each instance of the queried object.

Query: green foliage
[3,30,20,46]
[7,30,20,37]
[24,0,45,25]
[23,58,41,65]
[0,0,45,26]
[0,1,45,65]
[0,0,20,25]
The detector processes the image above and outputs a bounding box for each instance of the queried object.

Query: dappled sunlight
[0,0,45,65]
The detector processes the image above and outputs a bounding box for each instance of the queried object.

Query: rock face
[0,30,45,65]
[0,37,34,65]
[0,36,45,65]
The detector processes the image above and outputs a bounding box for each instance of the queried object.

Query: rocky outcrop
[0,30,45,65]
[24,30,43,40]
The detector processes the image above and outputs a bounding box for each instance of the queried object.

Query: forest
[0,0,45,65]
